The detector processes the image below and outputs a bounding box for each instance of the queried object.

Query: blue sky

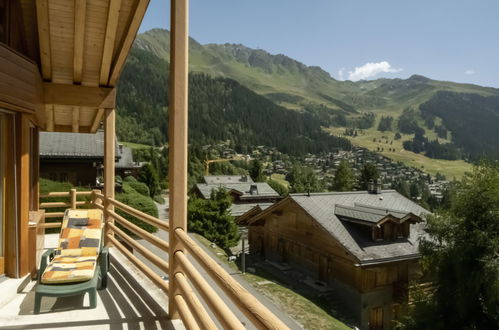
[140,0,499,88]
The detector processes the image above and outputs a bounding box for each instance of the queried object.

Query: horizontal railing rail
[38,188,99,230]
[39,189,289,329]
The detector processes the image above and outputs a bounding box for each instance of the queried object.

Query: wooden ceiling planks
[81,0,108,87]
[35,0,52,80]
[108,0,149,86]
[99,0,122,86]
[48,0,75,84]
[73,0,87,83]
[14,0,149,133]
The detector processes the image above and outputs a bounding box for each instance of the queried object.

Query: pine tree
[331,160,354,191]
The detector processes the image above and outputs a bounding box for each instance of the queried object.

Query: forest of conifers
[116,48,351,155]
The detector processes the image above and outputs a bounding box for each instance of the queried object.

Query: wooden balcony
[0,189,289,329]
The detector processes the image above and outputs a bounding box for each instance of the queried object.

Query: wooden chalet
[240,187,429,330]
[192,175,281,218]
[39,131,140,186]
[0,0,287,328]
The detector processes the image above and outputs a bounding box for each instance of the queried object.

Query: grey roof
[116,146,140,169]
[334,203,411,224]
[204,175,253,184]
[195,182,279,200]
[274,191,429,265]
[40,131,106,158]
[230,203,273,217]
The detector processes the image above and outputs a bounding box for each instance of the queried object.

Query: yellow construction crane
[204,158,241,176]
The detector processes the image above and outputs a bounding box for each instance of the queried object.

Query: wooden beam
[104,108,115,246]
[73,0,87,83]
[168,0,189,320]
[90,108,104,132]
[43,83,116,108]
[72,107,80,132]
[16,113,30,276]
[45,105,54,131]
[35,0,52,80]
[108,0,150,86]
[100,0,122,86]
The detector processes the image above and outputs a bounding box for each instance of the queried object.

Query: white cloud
[338,67,345,81]
[464,69,476,75]
[347,61,402,81]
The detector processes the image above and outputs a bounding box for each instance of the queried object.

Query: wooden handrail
[176,251,245,330]
[38,222,62,229]
[174,294,200,330]
[175,228,289,330]
[44,212,65,218]
[108,222,169,274]
[39,201,86,209]
[108,209,169,251]
[40,190,93,198]
[175,272,217,329]
[107,197,170,231]
[107,234,169,294]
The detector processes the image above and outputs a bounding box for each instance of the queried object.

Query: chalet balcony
[0,189,289,329]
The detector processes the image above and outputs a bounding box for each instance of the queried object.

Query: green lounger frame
[34,247,109,314]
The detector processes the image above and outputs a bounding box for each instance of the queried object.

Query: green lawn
[120,141,154,149]
[327,126,472,180]
[270,173,290,188]
[192,234,351,330]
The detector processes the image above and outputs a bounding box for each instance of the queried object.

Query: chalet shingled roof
[334,203,419,225]
[40,131,120,160]
[244,190,430,265]
[195,182,279,200]
[203,175,254,184]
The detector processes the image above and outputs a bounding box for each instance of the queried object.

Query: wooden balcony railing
[40,190,289,329]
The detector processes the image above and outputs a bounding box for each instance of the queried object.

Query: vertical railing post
[168,0,189,319]
[70,188,77,209]
[104,108,116,246]
[91,189,101,207]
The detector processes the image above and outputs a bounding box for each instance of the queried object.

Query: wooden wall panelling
[0,44,43,114]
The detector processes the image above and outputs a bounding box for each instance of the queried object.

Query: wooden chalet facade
[0,0,148,278]
[240,188,429,330]
[39,131,140,187]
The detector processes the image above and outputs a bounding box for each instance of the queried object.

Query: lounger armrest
[100,247,109,274]
[39,248,56,280]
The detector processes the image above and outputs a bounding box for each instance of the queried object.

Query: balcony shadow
[2,255,175,330]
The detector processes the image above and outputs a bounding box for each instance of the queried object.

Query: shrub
[116,182,158,234]
[127,180,150,197]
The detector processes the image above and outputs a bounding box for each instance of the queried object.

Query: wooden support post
[91,189,101,207]
[70,189,77,209]
[104,108,115,246]
[168,0,189,320]
[16,113,30,276]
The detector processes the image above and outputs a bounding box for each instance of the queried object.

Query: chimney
[368,179,375,194]
[249,184,258,195]
[375,179,382,194]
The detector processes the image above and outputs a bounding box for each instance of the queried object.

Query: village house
[192,175,281,218]
[239,183,429,330]
[40,131,141,187]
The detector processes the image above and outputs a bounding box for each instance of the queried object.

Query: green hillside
[121,29,499,177]
[134,29,499,114]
